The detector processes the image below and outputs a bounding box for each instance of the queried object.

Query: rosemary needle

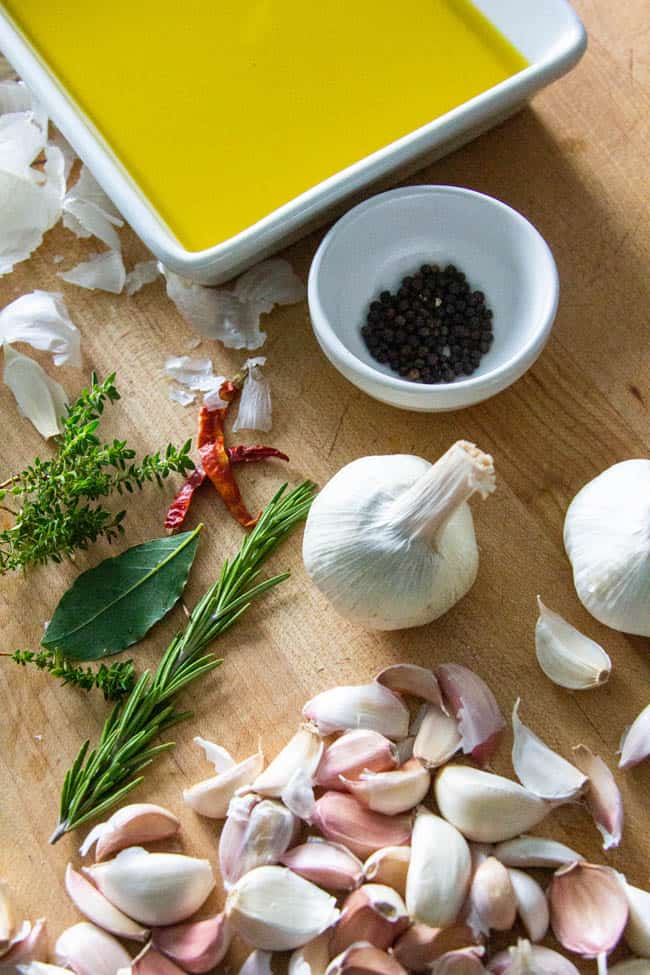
[51,481,315,843]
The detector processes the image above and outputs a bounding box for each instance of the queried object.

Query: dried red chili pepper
[227,445,289,464]
[164,467,205,529]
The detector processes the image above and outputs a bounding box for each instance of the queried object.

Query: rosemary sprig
[4,649,136,701]
[51,481,315,843]
[0,373,195,573]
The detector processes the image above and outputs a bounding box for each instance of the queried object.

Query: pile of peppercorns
[361,263,494,383]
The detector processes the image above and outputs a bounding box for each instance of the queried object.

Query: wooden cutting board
[0,1,648,970]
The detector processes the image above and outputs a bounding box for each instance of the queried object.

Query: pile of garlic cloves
[4,663,648,975]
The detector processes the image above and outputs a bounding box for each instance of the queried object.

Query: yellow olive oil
[1,0,527,251]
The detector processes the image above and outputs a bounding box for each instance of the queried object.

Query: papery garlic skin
[406,807,471,928]
[226,865,340,951]
[548,861,629,960]
[253,725,322,797]
[564,460,650,636]
[125,943,187,975]
[435,766,554,843]
[511,700,587,801]
[375,664,445,709]
[302,443,495,630]
[436,663,504,765]
[304,684,409,740]
[413,705,461,768]
[487,940,580,975]
[392,923,475,972]
[535,597,611,690]
[183,748,264,818]
[54,922,131,975]
[219,796,298,887]
[493,835,583,869]
[508,868,549,942]
[0,918,47,968]
[624,882,650,959]
[572,744,623,850]
[289,932,331,975]
[620,704,650,769]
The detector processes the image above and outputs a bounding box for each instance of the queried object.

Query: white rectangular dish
[0,0,586,285]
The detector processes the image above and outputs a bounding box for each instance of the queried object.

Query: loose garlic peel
[253,725,323,797]
[535,597,611,690]
[549,862,629,968]
[564,459,650,636]
[183,748,264,818]
[507,868,549,943]
[511,699,587,801]
[572,744,623,850]
[488,939,581,975]
[302,441,495,630]
[620,704,650,769]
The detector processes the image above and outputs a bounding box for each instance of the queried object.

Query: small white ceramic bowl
[308,185,559,411]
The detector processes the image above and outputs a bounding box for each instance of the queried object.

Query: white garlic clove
[375,664,446,710]
[84,847,215,927]
[289,932,331,975]
[313,792,412,859]
[54,922,131,975]
[219,797,299,888]
[0,918,47,967]
[183,748,264,818]
[572,744,623,850]
[303,683,409,740]
[610,962,650,975]
[363,847,411,897]
[435,663,505,765]
[15,964,72,975]
[487,939,580,975]
[435,766,555,843]
[226,865,340,952]
[92,803,181,862]
[341,758,430,816]
[624,882,650,959]
[429,946,486,975]
[330,884,409,956]
[127,943,187,974]
[413,704,462,769]
[282,768,317,823]
[406,807,471,929]
[619,704,650,769]
[0,879,15,952]
[535,597,611,690]
[549,862,629,962]
[393,923,476,972]
[193,735,236,772]
[315,731,398,791]
[469,857,516,933]
[493,835,583,869]
[325,944,408,975]
[507,868,549,942]
[64,865,149,942]
[253,725,323,798]
[511,699,587,801]
[280,838,363,891]
[152,913,232,974]
[239,950,273,975]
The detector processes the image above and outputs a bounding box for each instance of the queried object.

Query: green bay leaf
[42,526,201,660]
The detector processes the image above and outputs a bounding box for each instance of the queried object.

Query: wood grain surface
[1,0,648,970]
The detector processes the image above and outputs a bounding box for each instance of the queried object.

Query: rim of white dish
[308,185,559,394]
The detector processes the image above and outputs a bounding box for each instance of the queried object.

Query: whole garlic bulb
[302,441,495,630]
[564,460,650,636]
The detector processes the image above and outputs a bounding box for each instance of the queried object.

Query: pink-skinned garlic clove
[65,865,149,942]
[507,868,549,942]
[374,664,446,710]
[549,862,629,970]
[91,804,180,862]
[218,796,299,888]
[469,857,516,933]
[280,838,364,891]
[487,939,580,975]
[413,704,462,769]
[435,663,505,765]
[341,759,430,816]
[393,923,477,972]
[127,943,188,975]
[325,944,408,975]
[619,704,650,769]
[572,744,623,850]
[315,731,399,791]
[0,917,47,966]
[363,847,411,897]
[330,884,409,955]
[54,921,131,975]
[312,792,412,860]
[152,913,231,974]
[303,683,410,740]
[429,946,486,975]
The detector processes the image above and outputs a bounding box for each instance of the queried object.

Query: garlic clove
[487,939,580,975]
[619,704,650,769]
[219,797,299,888]
[84,847,215,927]
[341,758,430,815]
[65,864,149,942]
[363,847,411,897]
[548,861,629,962]
[406,807,471,928]
[152,914,232,973]
[435,766,555,843]
[572,744,623,850]
[375,664,446,710]
[435,663,505,765]
[429,946,486,975]
[289,932,331,975]
[313,792,412,859]
[610,963,650,975]
[282,768,317,823]
[393,923,476,972]
[493,835,583,869]
[624,882,650,959]
[511,699,587,801]
[226,865,340,952]
[126,943,187,975]
[15,965,72,975]
[535,597,611,690]
[507,868,549,942]
[54,922,131,975]
[315,731,398,791]
[253,725,323,798]
[303,684,409,740]
[330,884,410,955]
[0,879,14,952]
[469,857,516,933]
[325,944,407,975]
[183,748,264,818]
[280,838,364,891]
[413,704,462,769]
[0,918,47,967]
[92,804,181,862]
[194,735,236,772]
[239,950,273,975]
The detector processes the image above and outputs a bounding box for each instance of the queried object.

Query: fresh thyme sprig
[51,481,315,843]
[4,649,136,701]
[0,373,194,573]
